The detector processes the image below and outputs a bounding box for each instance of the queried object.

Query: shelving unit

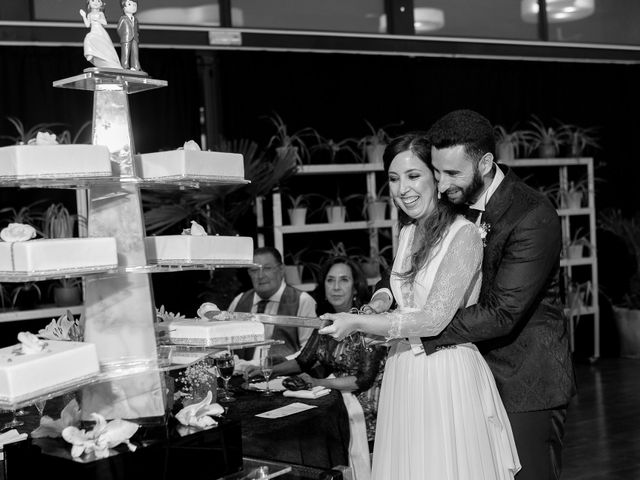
[256,162,399,290]
[503,157,600,359]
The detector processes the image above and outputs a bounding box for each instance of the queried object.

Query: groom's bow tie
[464,206,482,223]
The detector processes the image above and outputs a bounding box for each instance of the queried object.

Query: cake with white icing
[0,236,118,274]
[0,133,112,179]
[136,140,244,180]
[145,221,253,264]
[168,319,265,347]
[0,332,100,402]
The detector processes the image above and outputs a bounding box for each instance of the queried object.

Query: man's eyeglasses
[248,264,281,275]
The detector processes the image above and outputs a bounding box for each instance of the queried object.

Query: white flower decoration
[156,305,185,322]
[0,223,37,242]
[478,222,491,247]
[28,131,59,145]
[182,140,201,151]
[17,331,47,355]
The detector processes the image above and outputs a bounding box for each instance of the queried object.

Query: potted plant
[524,115,568,158]
[344,182,390,222]
[284,248,309,285]
[560,124,601,157]
[354,245,393,279]
[559,180,588,209]
[10,282,42,310]
[358,120,403,164]
[493,124,532,161]
[49,277,83,307]
[309,132,361,164]
[597,209,640,358]
[318,193,347,224]
[263,112,316,167]
[284,193,325,226]
[564,228,591,259]
[0,200,49,236]
[43,202,76,238]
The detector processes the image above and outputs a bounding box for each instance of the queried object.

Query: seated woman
[247,256,387,480]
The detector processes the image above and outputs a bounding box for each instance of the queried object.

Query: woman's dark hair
[313,256,369,315]
[383,132,460,284]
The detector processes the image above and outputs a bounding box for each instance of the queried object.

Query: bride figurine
[79,0,122,69]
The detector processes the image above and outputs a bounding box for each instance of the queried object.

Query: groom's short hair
[427,109,496,162]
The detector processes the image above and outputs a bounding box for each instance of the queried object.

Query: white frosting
[168,319,265,346]
[0,223,36,242]
[0,237,117,273]
[145,235,253,263]
[135,150,244,179]
[0,144,112,178]
[0,340,100,401]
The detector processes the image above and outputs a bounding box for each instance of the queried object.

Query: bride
[320,133,520,480]
[79,0,121,69]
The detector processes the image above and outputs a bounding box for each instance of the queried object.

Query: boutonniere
[478,222,491,247]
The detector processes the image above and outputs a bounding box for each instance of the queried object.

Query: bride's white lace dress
[371,217,521,480]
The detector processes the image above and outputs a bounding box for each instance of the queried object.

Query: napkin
[283,386,331,399]
[175,391,224,429]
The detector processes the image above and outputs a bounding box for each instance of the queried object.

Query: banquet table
[223,376,350,470]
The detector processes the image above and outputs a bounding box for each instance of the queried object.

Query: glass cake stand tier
[53,68,167,94]
[0,175,249,190]
[0,262,258,282]
[164,339,285,353]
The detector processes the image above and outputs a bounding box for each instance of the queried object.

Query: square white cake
[136,150,244,180]
[0,340,100,402]
[0,145,112,178]
[0,237,118,273]
[168,319,265,347]
[145,235,253,264]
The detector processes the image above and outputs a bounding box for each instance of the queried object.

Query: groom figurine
[117,0,141,71]
[370,109,575,480]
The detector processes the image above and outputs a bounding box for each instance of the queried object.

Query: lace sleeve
[386,224,483,338]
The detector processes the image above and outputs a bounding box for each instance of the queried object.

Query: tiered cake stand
[0,69,276,418]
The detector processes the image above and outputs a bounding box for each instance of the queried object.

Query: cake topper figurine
[117,0,142,71]
[79,0,122,69]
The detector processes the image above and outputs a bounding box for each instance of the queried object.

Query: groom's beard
[441,164,485,205]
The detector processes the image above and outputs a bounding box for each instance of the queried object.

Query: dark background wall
[1,45,638,356]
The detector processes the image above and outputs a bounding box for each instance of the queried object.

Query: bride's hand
[318,312,359,341]
[79,9,86,18]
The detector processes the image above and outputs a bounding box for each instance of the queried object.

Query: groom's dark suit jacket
[380,165,575,413]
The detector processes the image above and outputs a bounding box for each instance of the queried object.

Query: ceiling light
[379,7,445,34]
[521,0,595,23]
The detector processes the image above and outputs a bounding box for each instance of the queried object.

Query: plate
[241,377,287,392]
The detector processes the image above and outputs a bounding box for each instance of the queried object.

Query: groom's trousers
[509,406,568,480]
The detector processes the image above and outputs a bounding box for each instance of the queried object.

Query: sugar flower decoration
[39,310,82,341]
[182,140,201,151]
[156,305,185,322]
[0,223,37,242]
[31,398,81,439]
[16,331,47,355]
[478,222,491,247]
[62,413,139,459]
[181,220,208,236]
[175,391,224,429]
[197,302,220,320]
[28,131,59,146]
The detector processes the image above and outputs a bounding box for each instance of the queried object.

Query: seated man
[228,246,316,362]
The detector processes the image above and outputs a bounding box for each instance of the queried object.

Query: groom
[370,109,575,480]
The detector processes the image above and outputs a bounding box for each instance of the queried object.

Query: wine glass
[215,352,236,403]
[260,354,274,397]
[33,398,47,418]
[2,409,24,431]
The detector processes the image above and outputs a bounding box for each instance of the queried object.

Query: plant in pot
[524,115,568,159]
[309,132,361,164]
[559,124,601,158]
[493,124,533,161]
[263,112,316,168]
[597,209,640,358]
[283,248,309,286]
[10,282,42,310]
[358,120,403,164]
[344,182,390,222]
[559,179,588,210]
[564,228,591,260]
[49,277,83,307]
[354,245,393,279]
[284,193,325,226]
[318,193,347,224]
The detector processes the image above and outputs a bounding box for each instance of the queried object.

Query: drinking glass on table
[33,398,47,418]
[260,353,274,397]
[215,352,236,403]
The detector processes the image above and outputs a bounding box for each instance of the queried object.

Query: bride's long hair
[383,133,462,283]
